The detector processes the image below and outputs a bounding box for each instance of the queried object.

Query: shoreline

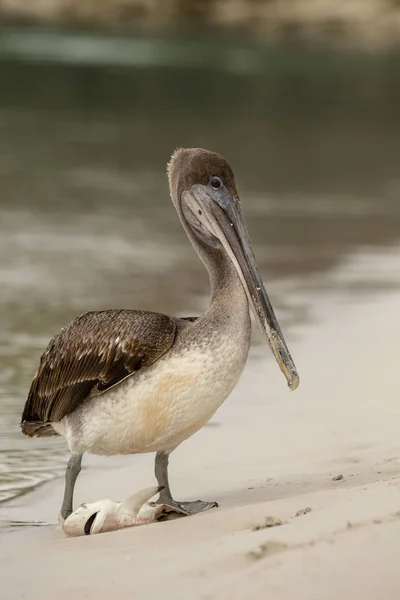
[4,243,399,510]
[1,2,400,50]
[1,289,400,598]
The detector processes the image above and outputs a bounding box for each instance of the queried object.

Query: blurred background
[1,1,400,505]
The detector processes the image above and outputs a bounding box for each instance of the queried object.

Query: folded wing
[21,309,177,436]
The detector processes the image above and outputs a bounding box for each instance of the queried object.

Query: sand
[1,291,400,599]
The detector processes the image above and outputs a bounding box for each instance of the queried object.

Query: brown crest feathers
[167,147,238,205]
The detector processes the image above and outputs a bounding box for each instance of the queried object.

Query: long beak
[194,187,299,391]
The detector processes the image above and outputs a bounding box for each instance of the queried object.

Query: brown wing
[21,309,177,435]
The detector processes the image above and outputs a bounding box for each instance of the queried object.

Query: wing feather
[21,309,176,434]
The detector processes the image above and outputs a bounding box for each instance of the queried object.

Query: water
[1,28,400,502]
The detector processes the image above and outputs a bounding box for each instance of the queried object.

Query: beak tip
[288,374,300,391]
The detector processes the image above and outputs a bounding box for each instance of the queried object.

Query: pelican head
[168,148,299,391]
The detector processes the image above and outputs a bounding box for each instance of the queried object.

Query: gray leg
[60,453,83,520]
[154,450,218,515]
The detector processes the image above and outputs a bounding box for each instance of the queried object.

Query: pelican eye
[210,176,222,190]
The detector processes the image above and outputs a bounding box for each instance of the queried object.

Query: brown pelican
[21,148,299,521]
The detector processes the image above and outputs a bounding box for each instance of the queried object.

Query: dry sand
[1,291,400,599]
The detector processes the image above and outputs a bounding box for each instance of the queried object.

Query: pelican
[21,148,299,522]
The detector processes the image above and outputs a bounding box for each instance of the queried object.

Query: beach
[1,287,399,599]
[1,19,400,599]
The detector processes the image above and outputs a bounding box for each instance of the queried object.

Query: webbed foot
[156,495,218,516]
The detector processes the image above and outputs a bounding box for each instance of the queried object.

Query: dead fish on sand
[61,486,186,537]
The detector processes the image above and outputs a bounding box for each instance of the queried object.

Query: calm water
[1,28,400,502]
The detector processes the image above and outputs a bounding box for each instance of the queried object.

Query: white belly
[54,333,250,456]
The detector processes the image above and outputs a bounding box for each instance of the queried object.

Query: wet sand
[1,290,400,599]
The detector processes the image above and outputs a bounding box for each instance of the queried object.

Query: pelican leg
[154,450,218,515]
[60,453,83,520]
